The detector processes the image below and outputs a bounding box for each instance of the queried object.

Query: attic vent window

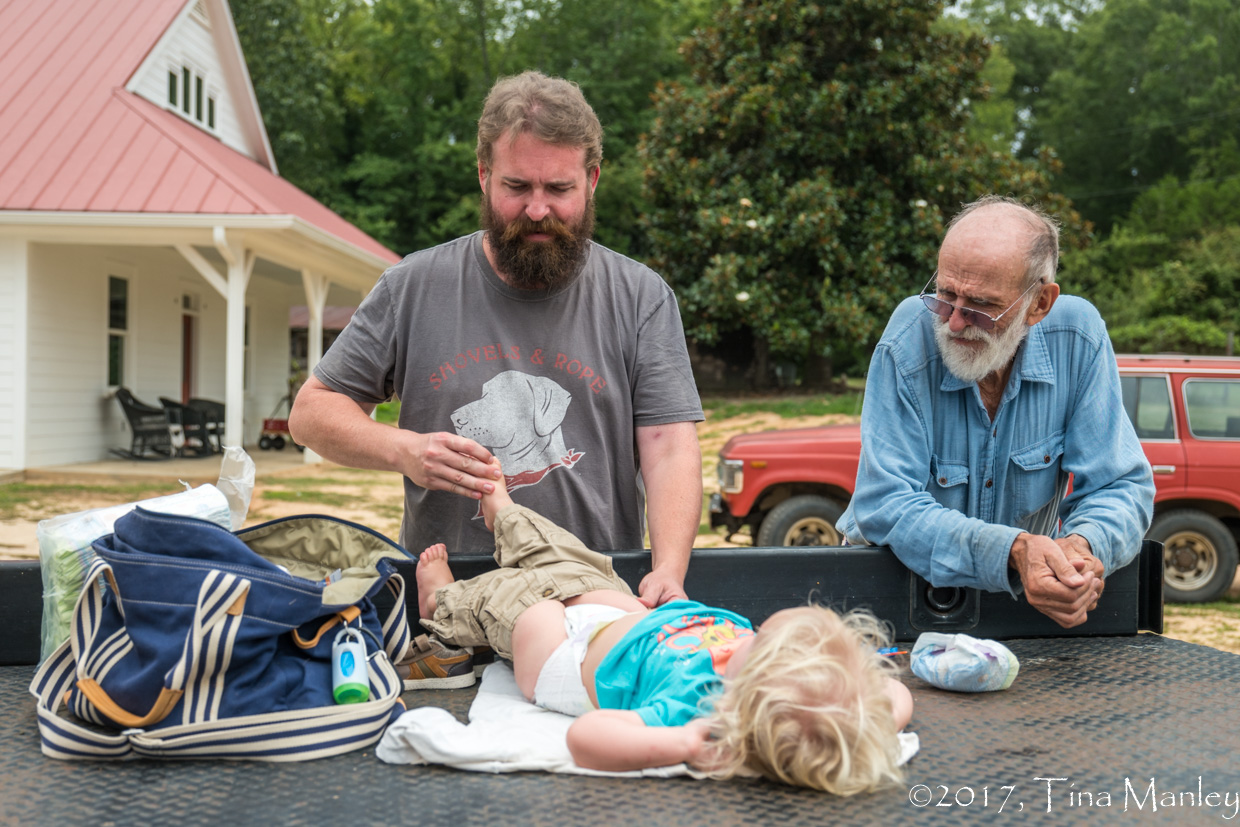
[168,63,217,132]
[190,0,209,26]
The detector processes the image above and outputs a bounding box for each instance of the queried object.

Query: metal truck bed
[3,542,1236,825]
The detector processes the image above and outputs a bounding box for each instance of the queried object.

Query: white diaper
[533,604,627,717]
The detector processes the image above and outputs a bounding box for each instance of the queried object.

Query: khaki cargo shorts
[420,504,633,661]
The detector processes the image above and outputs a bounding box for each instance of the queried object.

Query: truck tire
[1151,509,1239,603]
[756,495,845,548]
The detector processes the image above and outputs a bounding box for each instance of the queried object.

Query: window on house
[107,276,129,387]
[168,64,216,131]
[190,0,209,26]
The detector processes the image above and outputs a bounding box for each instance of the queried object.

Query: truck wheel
[1151,509,1239,603]
[756,495,845,548]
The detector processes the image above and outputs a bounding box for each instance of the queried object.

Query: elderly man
[837,196,1154,628]
[290,71,703,612]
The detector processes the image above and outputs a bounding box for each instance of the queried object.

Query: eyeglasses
[918,274,1045,331]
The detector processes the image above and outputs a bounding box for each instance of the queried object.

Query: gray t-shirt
[314,232,704,556]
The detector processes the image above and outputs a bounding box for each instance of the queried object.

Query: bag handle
[72,680,184,729]
[290,572,411,659]
[69,564,250,731]
[382,574,411,661]
[29,611,405,762]
[291,605,361,649]
[31,566,251,758]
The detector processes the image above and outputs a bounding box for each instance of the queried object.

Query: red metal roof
[288,305,356,330]
[0,0,399,264]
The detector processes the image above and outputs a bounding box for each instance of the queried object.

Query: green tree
[952,0,1094,157]
[934,14,1021,154]
[1124,141,1240,242]
[236,0,707,257]
[643,0,1082,387]
[231,0,348,204]
[494,0,712,256]
[1062,225,1240,354]
[1037,0,1240,230]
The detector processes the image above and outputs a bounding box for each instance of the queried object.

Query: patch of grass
[1168,595,1240,618]
[262,490,364,507]
[0,482,175,520]
[701,392,864,421]
[265,477,360,488]
[375,401,400,425]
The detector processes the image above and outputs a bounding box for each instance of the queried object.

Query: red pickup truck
[709,354,1240,603]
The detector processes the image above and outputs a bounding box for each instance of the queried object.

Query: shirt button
[542,588,554,597]
[939,477,947,484]
[1044,455,1051,463]
[986,479,993,488]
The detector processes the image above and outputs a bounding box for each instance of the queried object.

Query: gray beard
[934,307,1031,384]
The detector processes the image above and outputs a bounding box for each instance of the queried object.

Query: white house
[0,0,400,470]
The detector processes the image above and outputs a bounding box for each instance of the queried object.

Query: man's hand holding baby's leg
[479,459,513,531]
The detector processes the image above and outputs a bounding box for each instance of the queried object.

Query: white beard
[934,306,1031,384]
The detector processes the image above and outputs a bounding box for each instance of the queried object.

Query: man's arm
[634,421,702,607]
[289,376,502,499]
[566,709,710,771]
[1057,338,1155,573]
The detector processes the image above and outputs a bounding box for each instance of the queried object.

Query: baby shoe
[909,632,1019,692]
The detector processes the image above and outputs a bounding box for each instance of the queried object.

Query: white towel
[376,662,920,776]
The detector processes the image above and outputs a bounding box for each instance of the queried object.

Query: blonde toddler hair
[700,606,905,794]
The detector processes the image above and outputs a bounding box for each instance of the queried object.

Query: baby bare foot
[416,544,455,619]
[480,460,513,532]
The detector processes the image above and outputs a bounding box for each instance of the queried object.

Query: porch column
[300,269,329,374]
[0,239,29,470]
[215,228,254,448]
[299,269,330,464]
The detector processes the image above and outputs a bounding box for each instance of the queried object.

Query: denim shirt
[837,295,1154,597]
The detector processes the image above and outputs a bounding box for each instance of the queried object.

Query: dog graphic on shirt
[451,371,583,496]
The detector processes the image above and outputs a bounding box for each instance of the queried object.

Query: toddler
[414,468,913,794]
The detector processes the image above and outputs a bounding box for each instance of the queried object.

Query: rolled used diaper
[909,632,1020,693]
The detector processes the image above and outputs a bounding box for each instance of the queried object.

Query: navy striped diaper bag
[29,507,415,761]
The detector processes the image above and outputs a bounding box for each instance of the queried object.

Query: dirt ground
[4,410,1238,653]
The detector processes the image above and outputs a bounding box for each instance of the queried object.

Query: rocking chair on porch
[113,388,177,459]
[186,397,225,453]
[159,398,214,457]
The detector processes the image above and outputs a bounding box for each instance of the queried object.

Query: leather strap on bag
[73,680,184,729]
[291,605,361,649]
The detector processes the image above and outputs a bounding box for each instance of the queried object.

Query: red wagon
[258,394,303,451]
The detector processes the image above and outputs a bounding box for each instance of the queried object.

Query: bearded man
[837,196,1154,628]
[291,71,704,615]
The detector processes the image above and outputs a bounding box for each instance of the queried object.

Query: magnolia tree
[642,0,1080,387]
